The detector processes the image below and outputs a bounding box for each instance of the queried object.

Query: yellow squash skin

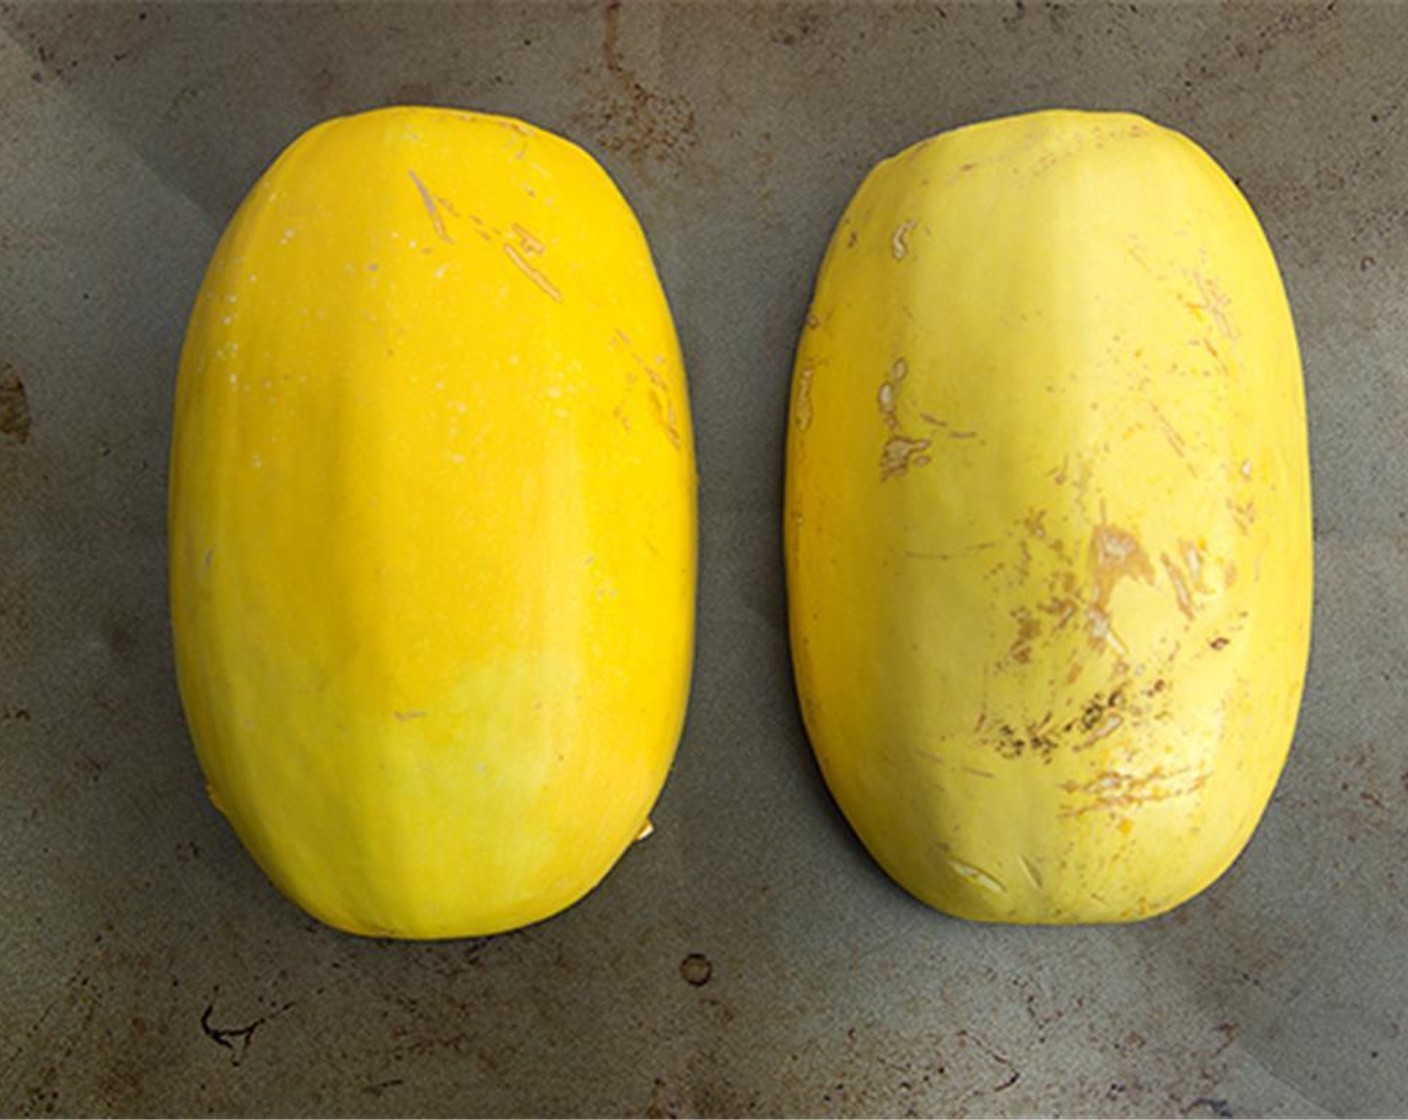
[170,107,695,938]
[786,110,1311,924]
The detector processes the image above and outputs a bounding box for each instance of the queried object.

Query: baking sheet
[2,2,1406,1115]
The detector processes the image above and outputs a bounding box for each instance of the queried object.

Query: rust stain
[574,0,698,175]
[1,367,32,444]
[408,171,454,244]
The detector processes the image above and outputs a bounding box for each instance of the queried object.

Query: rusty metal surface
[1,2,1405,1115]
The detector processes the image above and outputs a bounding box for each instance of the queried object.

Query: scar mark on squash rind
[877,358,933,479]
[1060,766,1209,818]
[880,436,931,480]
[648,389,682,450]
[794,367,814,431]
[612,329,680,449]
[511,223,545,255]
[1192,272,1237,342]
[891,219,917,260]
[394,710,427,721]
[504,244,562,301]
[1088,523,1154,652]
[1227,498,1256,533]
[1161,552,1196,619]
[408,171,454,244]
[1149,401,1197,475]
[878,358,907,431]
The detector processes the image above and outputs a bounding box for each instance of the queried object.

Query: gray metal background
[2,2,1405,1116]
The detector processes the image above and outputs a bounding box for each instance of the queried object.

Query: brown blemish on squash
[990,685,1139,762]
[1009,608,1041,664]
[1223,561,1238,588]
[1209,636,1230,650]
[1040,596,1078,630]
[992,715,1060,762]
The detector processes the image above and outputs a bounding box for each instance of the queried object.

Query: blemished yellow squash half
[785,110,1312,923]
[170,107,696,939]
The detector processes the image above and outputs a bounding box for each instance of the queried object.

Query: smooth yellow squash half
[170,107,696,938]
[786,110,1311,924]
